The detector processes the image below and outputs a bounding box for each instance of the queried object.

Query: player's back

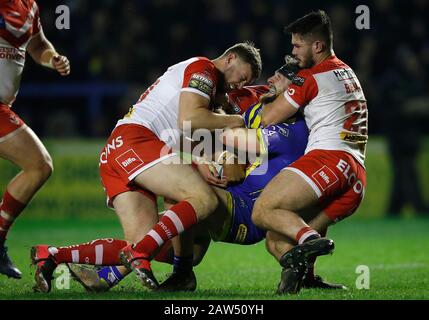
[117,57,218,147]
[285,55,368,166]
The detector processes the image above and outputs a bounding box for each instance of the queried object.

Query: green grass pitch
[0,217,428,300]
[0,137,428,299]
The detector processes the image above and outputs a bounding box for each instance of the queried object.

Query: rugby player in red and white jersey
[252,10,368,294]
[0,0,70,278]
[31,42,261,292]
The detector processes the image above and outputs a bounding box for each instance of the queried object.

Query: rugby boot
[157,270,197,292]
[66,264,110,293]
[0,244,22,279]
[302,274,348,290]
[31,245,58,293]
[277,238,335,295]
[119,244,159,289]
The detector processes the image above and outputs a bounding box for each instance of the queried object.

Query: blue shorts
[211,190,266,245]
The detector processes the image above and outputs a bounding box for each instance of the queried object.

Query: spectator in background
[383,47,429,217]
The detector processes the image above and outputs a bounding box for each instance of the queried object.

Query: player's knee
[252,197,269,228]
[265,233,277,257]
[196,188,218,219]
[27,155,53,185]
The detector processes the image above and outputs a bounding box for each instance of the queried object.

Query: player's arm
[260,94,298,127]
[27,29,70,76]
[178,92,244,131]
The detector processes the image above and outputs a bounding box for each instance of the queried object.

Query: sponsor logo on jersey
[188,73,214,96]
[0,46,25,60]
[234,224,248,243]
[333,68,355,81]
[340,131,368,144]
[100,136,124,164]
[115,149,144,174]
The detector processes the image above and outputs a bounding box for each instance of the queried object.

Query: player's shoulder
[182,56,217,76]
[309,55,351,75]
[21,0,39,10]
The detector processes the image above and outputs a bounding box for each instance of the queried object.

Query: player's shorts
[99,124,176,207]
[211,190,266,245]
[0,103,26,142]
[284,149,366,222]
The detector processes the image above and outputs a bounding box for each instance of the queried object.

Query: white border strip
[164,210,184,233]
[283,167,322,198]
[128,153,177,181]
[147,230,164,246]
[95,244,103,265]
[71,250,79,263]
[0,211,14,221]
[284,93,300,109]
[0,124,27,143]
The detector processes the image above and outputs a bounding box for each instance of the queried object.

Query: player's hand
[52,55,71,76]
[228,114,245,128]
[196,163,228,188]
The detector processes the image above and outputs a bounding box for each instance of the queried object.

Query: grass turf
[0,216,428,300]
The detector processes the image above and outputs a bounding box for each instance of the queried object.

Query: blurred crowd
[18,0,429,135]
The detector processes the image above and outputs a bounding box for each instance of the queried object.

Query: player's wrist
[40,49,58,69]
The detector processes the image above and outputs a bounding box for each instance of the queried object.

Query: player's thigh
[256,169,319,212]
[113,191,158,243]
[0,126,52,170]
[134,156,217,209]
[203,186,230,235]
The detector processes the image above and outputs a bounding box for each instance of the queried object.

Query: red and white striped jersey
[283,55,368,166]
[0,0,41,105]
[117,57,219,147]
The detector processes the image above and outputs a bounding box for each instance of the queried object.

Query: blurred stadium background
[0,0,428,299]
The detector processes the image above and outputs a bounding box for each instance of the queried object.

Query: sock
[49,238,128,265]
[296,226,320,245]
[0,191,26,243]
[173,255,193,274]
[153,239,174,264]
[97,266,124,287]
[134,201,197,258]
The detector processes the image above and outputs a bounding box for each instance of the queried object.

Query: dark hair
[285,10,333,51]
[222,41,262,80]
